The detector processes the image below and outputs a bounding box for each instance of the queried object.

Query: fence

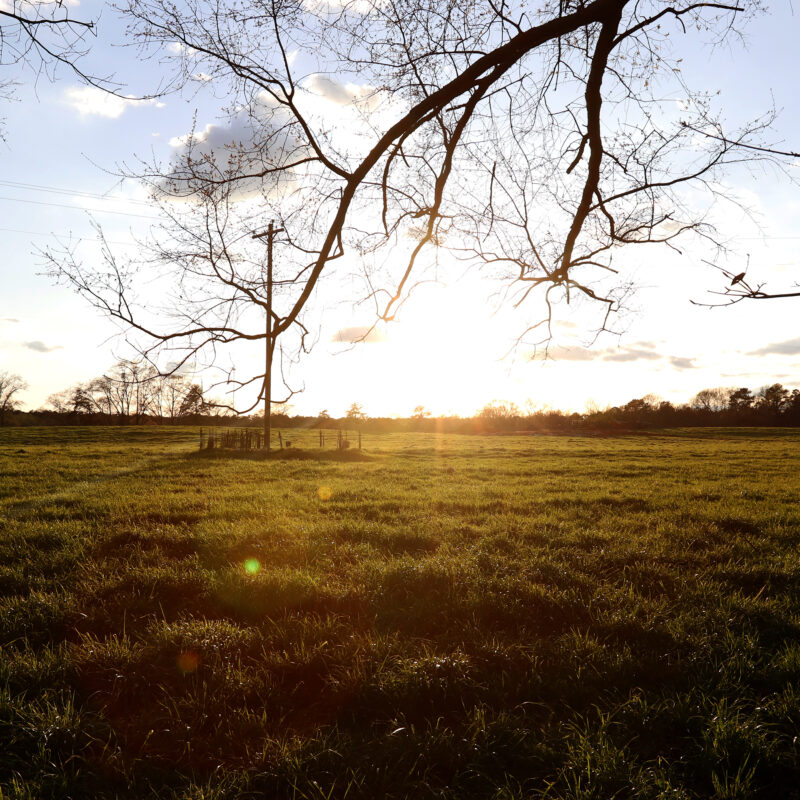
[199,427,362,452]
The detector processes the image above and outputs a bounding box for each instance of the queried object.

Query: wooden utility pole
[252,220,283,451]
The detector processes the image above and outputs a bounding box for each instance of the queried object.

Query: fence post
[278,431,283,450]
[359,430,362,450]
[199,428,203,450]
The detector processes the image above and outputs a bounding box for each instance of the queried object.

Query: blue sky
[1,1,799,417]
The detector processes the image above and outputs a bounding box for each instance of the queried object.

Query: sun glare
[372,282,511,416]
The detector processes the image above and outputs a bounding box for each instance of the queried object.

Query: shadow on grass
[191,447,374,462]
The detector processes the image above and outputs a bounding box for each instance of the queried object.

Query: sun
[374,281,514,416]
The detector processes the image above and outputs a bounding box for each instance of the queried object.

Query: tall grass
[0,427,799,797]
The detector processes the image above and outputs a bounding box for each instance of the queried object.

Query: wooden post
[278,431,283,450]
[199,427,203,450]
[359,431,362,450]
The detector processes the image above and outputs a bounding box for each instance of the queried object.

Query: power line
[0,195,161,220]
[0,179,155,207]
[0,226,137,246]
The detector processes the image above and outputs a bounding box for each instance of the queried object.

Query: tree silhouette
[758,383,790,417]
[412,405,431,420]
[0,370,26,425]
[48,0,786,396]
[728,387,754,413]
[346,402,366,421]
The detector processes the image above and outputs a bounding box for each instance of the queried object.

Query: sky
[1,1,799,418]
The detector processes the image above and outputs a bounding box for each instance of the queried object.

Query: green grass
[1,426,799,798]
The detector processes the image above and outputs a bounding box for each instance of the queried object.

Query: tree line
[2,363,799,432]
[471,384,800,432]
[0,361,213,427]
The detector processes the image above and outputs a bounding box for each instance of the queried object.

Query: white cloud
[747,336,800,357]
[305,74,383,112]
[162,94,307,201]
[64,86,166,119]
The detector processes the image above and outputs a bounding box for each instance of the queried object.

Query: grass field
[1,426,799,799]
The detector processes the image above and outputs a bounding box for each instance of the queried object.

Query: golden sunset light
[2,1,800,796]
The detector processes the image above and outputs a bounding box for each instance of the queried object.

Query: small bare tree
[0,370,27,425]
[346,402,366,421]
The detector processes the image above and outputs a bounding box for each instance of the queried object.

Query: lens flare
[244,557,261,575]
[177,650,200,674]
[317,485,332,501]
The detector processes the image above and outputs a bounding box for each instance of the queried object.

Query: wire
[0,195,161,220]
[0,179,155,207]
[0,226,137,246]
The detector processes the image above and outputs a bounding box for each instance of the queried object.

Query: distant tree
[66,360,158,424]
[757,384,791,417]
[271,402,291,418]
[728,387,754,411]
[479,401,521,419]
[151,374,188,422]
[0,370,27,425]
[621,397,657,426]
[623,398,650,413]
[787,389,800,424]
[412,405,431,420]
[46,385,94,416]
[478,401,521,431]
[346,402,367,421]
[177,383,207,418]
[46,389,71,415]
[317,409,331,422]
[691,388,729,414]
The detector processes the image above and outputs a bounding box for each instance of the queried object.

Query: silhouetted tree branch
[47,0,785,396]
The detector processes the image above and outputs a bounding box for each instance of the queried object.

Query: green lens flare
[244,558,260,575]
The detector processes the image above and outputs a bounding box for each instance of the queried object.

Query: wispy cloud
[23,340,63,353]
[545,347,596,362]
[64,87,165,119]
[332,326,386,344]
[747,337,800,356]
[545,341,695,368]
[1,317,20,324]
[603,347,661,363]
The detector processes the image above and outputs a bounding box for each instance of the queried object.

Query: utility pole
[252,220,283,451]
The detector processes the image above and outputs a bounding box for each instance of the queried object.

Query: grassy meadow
[0,426,799,798]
